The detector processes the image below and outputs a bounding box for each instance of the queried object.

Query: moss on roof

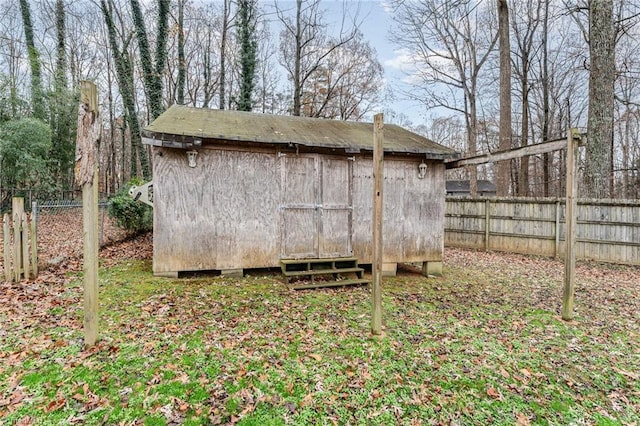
[144,105,458,159]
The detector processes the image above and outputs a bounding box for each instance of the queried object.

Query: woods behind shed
[143,105,458,278]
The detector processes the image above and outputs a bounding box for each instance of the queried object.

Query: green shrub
[108,178,153,233]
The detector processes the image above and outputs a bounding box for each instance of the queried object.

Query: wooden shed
[142,105,458,278]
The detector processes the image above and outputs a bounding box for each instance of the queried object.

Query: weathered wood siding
[352,159,445,264]
[445,197,640,265]
[153,147,280,274]
[153,146,446,274]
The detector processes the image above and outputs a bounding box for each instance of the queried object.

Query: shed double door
[281,155,352,259]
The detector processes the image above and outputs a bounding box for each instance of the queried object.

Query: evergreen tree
[100,0,150,179]
[50,0,77,188]
[237,0,257,112]
[18,0,45,120]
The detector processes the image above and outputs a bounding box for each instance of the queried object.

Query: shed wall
[152,146,445,274]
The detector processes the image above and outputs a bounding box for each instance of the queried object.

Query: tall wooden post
[31,201,38,277]
[3,214,11,282]
[484,199,490,251]
[371,113,384,335]
[562,129,579,320]
[12,197,24,281]
[75,80,101,346]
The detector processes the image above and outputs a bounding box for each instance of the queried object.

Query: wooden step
[280,257,367,289]
[281,257,358,274]
[282,267,364,277]
[288,278,370,290]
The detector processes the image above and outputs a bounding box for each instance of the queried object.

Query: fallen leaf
[516,412,530,426]
[486,387,500,399]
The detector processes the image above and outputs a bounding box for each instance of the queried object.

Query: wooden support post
[31,201,38,277]
[21,213,29,280]
[76,80,101,347]
[554,200,561,258]
[12,197,24,282]
[484,199,490,251]
[562,129,579,321]
[3,214,11,282]
[371,113,384,336]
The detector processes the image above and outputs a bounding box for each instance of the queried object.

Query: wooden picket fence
[2,197,38,282]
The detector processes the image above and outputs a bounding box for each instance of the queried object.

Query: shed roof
[446,180,497,194]
[143,105,458,160]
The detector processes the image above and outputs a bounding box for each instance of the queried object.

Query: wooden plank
[283,267,364,277]
[371,113,383,336]
[12,197,24,282]
[403,161,445,262]
[76,81,100,347]
[21,213,29,280]
[280,155,318,259]
[3,213,11,282]
[319,157,352,258]
[289,278,370,290]
[562,130,578,321]
[31,201,38,277]
[484,200,490,251]
[446,137,569,169]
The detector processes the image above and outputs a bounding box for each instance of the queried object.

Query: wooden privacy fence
[2,197,38,282]
[445,197,640,265]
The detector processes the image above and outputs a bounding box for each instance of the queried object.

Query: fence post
[371,113,384,336]
[31,201,38,277]
[554,200,561,258]
[484,199,490,251]
[12,197,24,282]
[76,80,100,347]
[562,129,579,321]
[21,213,30,280]
[3,214,11,282]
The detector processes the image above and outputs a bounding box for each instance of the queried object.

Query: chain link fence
[1,195,130,276]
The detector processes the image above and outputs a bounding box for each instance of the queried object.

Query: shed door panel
[281,155,352,259]
[282,209,318,258]
[281,156,319,258]
[319,158,352,258]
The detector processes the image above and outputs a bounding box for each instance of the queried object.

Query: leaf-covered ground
[0,235,638,425]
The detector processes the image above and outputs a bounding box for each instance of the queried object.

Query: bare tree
[390,0,498,196]
[302,32,383,120]
[511,0,543,196]
[585,0,615,198]
[497,0,512,196]
[276,0,358,116]
[218,0,232,110]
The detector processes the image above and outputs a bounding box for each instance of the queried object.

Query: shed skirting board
[152,147,446,275]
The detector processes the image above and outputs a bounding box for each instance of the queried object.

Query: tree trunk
[292,0,303,116]
[130,0,169,120]
[100,0,150,179]
[219,0,230,110]
[468,93,478,197]
[237,0,257,111]
[541,0,551,197]
[518,73,530,196]
[19,0,45,120]
[585,0,615,198]
[177,0,186,105]
[496,0,512,196]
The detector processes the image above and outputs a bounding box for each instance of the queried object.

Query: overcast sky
[265,0,424,124]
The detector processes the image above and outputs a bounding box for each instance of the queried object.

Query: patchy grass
[1,247,639,425]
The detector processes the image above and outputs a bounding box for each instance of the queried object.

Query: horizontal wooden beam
[445,136,580,169]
